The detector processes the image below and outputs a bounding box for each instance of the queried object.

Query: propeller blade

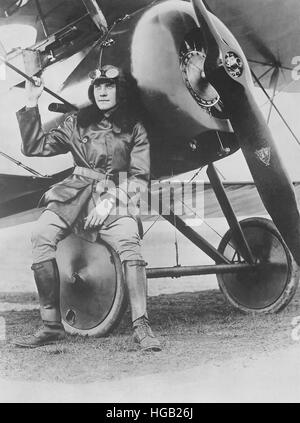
[60,40,102,92]
[213,70,300,265]
[192,0,300,265]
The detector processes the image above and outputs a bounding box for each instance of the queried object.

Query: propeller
[191,0,300,265]
[59,40,102,92]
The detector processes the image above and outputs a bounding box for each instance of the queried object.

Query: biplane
[1,0,300,337]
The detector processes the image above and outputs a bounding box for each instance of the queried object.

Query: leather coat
[16,105,150,241]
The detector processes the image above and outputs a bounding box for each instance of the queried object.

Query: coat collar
[77,104,138,133]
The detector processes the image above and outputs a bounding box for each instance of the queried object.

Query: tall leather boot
[13,259,65,348]
[123,260,161,352]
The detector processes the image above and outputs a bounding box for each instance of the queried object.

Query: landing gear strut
[57,163,299,336]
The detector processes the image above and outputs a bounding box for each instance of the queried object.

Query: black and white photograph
[1,0,300,405]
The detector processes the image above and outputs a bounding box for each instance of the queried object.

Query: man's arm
[16,76,72,157]
[17,107,73,157]
[117,121,150,211]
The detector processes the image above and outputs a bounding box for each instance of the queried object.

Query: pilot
[14,65,161,352]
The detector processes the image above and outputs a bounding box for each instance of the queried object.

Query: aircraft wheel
[57,234,127,337]
[217,217,300,313]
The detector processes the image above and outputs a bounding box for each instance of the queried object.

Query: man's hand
[84,198,114,230]
[26,76,44,108]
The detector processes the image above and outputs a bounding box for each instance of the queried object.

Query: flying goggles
[89,66,120,84]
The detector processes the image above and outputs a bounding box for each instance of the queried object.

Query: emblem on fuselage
[255,147,271,166]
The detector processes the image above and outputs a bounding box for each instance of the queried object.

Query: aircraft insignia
[255,147,271,166]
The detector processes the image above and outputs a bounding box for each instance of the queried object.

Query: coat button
[81,136,88,144]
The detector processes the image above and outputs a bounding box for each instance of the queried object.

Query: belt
[73,166,115,182]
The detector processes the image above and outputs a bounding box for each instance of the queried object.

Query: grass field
[1,213,300,401]
[1,286,299,386]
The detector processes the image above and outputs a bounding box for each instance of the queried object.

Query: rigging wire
[144,168,226,244]
[259,77,297,108]
[251,70,300,145]
[267,70,279,124]
[142,167,239,262]
[251,69,300,147]
[0,150,49,177]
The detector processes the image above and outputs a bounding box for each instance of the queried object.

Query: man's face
[93,81,117,111]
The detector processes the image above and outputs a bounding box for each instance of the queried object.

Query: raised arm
[16,76,72,157]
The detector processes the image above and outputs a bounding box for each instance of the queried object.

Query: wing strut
[0,54,77,112]
[34,0,49,38]
[0,151,48,178]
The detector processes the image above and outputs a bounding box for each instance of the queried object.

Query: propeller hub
[224,51,244,78]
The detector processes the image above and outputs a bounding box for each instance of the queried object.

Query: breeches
[31,210,143,264]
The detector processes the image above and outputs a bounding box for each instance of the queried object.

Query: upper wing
[0,0,99,90]
[0,0,154,90]
[0,0,87,42]
[0,0,154,43]
[206,0,300,93]
[2,0,299,93]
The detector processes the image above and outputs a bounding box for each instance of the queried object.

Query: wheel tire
[217,217,300,313]
[57,234,128,337]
